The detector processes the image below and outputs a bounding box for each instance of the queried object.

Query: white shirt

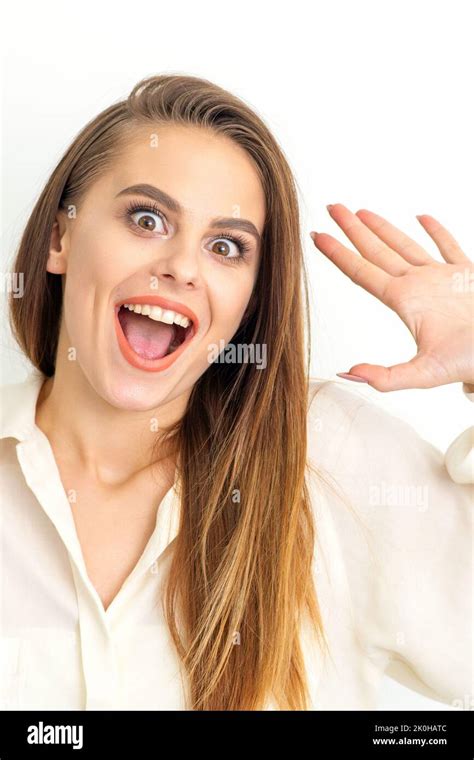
[1,369,473,710]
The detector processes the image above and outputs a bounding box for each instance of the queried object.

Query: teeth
[122,303,191,328]
[155,308,174,324]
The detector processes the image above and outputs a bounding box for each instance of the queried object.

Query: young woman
[1,74,472,711]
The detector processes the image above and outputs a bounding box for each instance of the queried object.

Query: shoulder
[307,376,373,435]
[0,370,45,442]
[306,377,455,491]
[306,377,403,468]
[308,375,419,438]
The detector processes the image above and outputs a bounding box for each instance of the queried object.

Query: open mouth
[114,299,197,371]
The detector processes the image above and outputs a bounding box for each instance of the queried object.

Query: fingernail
[326,204,335,212]
[336,372,369,383]
[310,231,318,241]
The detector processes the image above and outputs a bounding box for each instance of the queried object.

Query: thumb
[339,353,438,392]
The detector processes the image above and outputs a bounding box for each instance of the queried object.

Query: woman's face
[49,124,266,411]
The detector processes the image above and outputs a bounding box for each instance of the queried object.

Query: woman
[1,74,472,711]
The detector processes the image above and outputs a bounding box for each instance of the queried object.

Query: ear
[46,211,69,275]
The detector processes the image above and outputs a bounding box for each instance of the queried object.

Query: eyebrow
[115,184,262,245]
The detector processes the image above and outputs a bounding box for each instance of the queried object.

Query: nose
[149,230,203,290]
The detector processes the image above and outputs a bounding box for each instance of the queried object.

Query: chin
[100,375,176,412]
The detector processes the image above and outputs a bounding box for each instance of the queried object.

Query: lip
[114,294,199,373]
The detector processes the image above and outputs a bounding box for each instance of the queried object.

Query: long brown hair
[9,73,330,709]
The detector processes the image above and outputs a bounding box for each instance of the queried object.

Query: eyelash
[123,200,252,265]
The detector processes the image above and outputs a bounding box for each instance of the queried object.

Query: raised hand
[310,204,474,392]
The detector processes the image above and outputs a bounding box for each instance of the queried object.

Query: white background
[1,0,473,710]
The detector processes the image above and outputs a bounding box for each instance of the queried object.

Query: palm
[311,205,474,391]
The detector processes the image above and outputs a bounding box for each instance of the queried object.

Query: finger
[311,231,392,302]
[415,214,471,264]
[326,204,411,276]
[354,208,434,266]
[340,353,441,392]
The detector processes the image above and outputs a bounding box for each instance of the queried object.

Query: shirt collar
[2,367,182,620]
[0,368,47,442]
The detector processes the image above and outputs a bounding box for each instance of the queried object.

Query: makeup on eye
[121,199,254,265]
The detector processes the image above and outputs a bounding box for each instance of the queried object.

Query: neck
[35,359,187,488]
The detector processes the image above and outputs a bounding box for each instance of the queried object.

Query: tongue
[119,310,175,360]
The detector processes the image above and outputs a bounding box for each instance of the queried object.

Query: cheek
[62,226,130,344]
[65,224,139,305]
[208,271,256,336]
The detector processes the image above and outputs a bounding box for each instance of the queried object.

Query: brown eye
[137,214,156,230]
[211,239,240,258]
[129,209,165,233]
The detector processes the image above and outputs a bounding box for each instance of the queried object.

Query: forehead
[102,124,266,230]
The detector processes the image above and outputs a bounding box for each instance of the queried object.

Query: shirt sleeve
[444,383,474,484]
[307,380,474,708]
